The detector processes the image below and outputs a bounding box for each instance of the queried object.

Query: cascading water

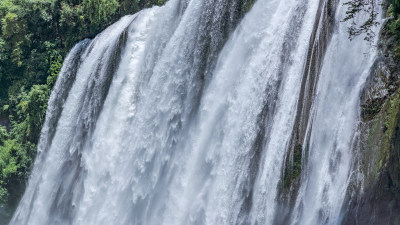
[9,0,382,224]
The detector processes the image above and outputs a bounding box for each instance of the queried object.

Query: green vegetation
[0,0,165,217]
[343,0,380,41]
[242,0,256,13]
[387,0,400,58]
[362,97,386,120]
[0,127,35,206]
[361,87,400,220]
[283,144,303,189]
[343,0,400,42]
[365,88,400,174]
[374,88,400,188]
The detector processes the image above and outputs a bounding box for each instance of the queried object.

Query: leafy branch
[342,0,381,41]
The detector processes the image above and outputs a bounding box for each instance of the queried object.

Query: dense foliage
[387,0,400,57]
[0,0,164,215]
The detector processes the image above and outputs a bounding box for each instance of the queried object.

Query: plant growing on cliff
[343,0,381,41]
[283,144,303,189]
[343,0,400,43]
[0,0,167,220]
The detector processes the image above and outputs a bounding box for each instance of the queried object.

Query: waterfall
[10,0,382,224]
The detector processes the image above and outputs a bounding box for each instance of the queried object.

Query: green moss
[380,91,400,163]
[362,97,386,120]
[157,0,167,5]
[364,87,400,190]
[283,144,303,189]
[242,0,256,13]
[293,144,302,179]
[386,1,400,59]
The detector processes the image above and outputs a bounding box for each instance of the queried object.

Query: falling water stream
[10,0,382,224]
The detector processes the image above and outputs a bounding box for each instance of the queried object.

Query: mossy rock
[282,144,303,189]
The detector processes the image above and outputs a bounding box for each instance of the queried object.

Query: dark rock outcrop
[343,19,400,225]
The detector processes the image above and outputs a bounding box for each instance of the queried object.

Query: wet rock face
[361,26,400,121]
[344,24,400,225]
[377,25,400,85]
[344,90,400,225]
[361,59,390,120]
[363,59,391,101]
[343,173,400,225]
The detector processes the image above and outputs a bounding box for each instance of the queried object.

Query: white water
[10,0,381,225]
